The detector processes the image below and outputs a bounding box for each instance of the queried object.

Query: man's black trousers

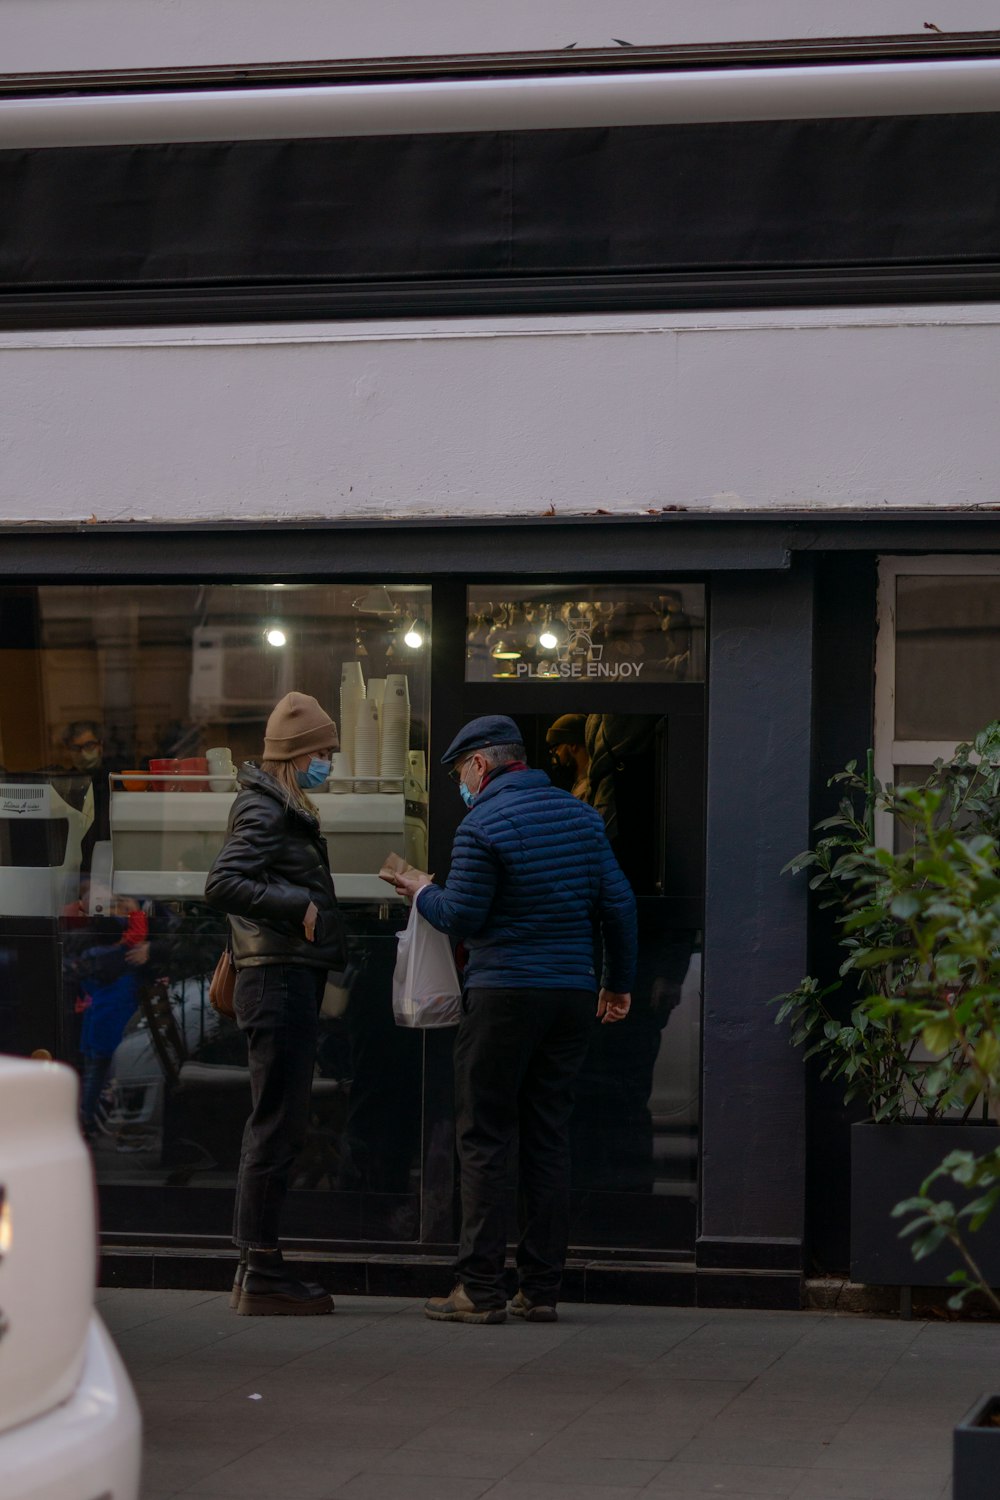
[453,986,595,1309]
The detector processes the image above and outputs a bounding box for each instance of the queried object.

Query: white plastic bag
[392,900,462,1028]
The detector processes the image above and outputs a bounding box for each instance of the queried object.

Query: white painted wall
[2,308,999,523]
[2,1,999,73]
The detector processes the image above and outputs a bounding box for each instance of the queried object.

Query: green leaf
[922,1022,954,1056]
[852,947,909,970]
[975,1032,1000,1078]
[892,1197,929,1216]
[970,1203,998,1232]
[912,1225,950,1259]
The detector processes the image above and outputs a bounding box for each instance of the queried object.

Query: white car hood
[0,1058,95,1436]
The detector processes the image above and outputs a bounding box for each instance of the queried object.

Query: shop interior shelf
[108,790,408,903]
[110,869,399,903]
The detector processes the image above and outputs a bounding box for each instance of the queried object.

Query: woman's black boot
[236,1248,333,1316]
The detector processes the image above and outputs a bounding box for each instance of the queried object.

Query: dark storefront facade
[0,518,938,1308]
[5,36,1000,1305]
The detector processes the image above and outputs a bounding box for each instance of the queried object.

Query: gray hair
[479,742,526,769]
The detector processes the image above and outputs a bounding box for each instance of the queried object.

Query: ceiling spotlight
[538,617,568,651]
[265,627,287,648]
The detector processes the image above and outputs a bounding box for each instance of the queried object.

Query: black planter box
[851,1121,1000,1287]
[954,1395,1000,1500]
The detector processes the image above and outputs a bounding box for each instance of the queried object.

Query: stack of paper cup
[379,673,410,792]
[327,751,351,793]
[354,698,381,789]
[339,661,365,788]
[367,678,386,783]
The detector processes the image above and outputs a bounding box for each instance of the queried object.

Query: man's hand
[303,900,318,942]
[394,870,434,902]
[124,941,151,967]
[597,989,631,1024]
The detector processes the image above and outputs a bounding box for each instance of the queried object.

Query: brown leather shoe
[424,1284,506,1323]
[508,1290,558,1322]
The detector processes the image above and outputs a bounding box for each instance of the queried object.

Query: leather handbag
[209,943,237,1019]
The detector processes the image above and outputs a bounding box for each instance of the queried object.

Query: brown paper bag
[379,850,429,884]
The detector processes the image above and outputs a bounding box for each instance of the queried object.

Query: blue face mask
[296,757,331,789]
[458,761,481,808]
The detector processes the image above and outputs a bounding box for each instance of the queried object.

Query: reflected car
[100,977,229,1151]
[0,1054,141,1500]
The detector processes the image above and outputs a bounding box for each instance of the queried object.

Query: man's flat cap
[441,715,524,766]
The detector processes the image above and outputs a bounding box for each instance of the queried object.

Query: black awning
[2,113,999,325]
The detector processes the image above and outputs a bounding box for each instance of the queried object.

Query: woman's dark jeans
[80,1052,113,1132]
[232,963,326,1249]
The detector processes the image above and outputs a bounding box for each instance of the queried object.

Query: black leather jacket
[204,764,346,971]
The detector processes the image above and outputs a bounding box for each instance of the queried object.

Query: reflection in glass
[519,713,700,1221]
[896,576,1000,740]
[0,583,430,1240]
[466,585,706,683]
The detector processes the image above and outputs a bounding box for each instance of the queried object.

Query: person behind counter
[59,719,118,876]
[545,714,590,800]
[205,691,344,1317]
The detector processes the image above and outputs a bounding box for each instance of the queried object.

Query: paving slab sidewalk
[100,1287,1000,1500]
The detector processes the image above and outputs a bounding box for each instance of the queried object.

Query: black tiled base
[365,1255,455,1299]
[584,1261,697,1306]
[100,1246,803,1309]
[100,1250,154,1289]
[697,1235,803,1271]
[697,1269,803,1311]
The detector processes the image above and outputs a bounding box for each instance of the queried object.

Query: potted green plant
[774,726,1000,1293]
[953,1395,1000,1500]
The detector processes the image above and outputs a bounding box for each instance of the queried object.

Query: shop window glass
[895,576,1000,740]
[876,562,1000,854]
[0,583,430,1241]
[466,585,706,683]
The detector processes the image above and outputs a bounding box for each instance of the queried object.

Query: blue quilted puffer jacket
[417,767,637,992]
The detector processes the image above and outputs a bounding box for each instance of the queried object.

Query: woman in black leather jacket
[205,690,344,1316]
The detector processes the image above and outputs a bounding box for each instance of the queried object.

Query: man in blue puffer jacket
[392,714,637,1325]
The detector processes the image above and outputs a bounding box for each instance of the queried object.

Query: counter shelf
[108,779,408,904]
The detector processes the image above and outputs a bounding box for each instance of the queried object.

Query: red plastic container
[148,757,181,791]
[178,756,209,791]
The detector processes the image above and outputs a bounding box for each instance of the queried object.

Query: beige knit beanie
[264,692,338,761]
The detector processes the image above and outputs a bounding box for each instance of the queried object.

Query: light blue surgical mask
[296,756,331,789]
[458,759,482,808]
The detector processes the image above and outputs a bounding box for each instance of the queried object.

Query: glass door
[431,582,707,1254]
